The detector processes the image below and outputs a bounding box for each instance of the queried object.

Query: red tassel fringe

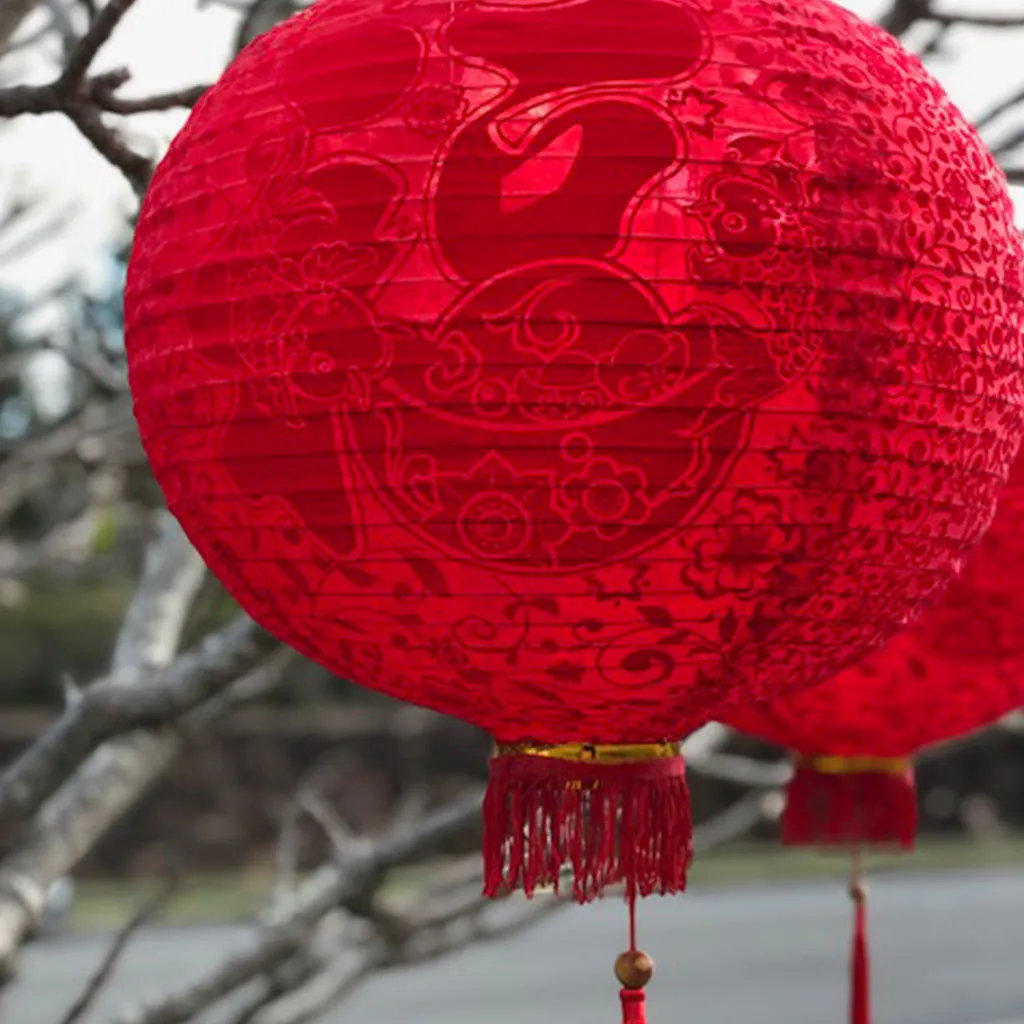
[482,752,692,902]
[782,766,917,849]
[851,889,870,1024]
[620,989,648,1024]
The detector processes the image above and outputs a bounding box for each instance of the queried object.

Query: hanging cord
[849,846,870,1024]
[616,890,654,1023]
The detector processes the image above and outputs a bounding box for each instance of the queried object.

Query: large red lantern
[124,0,1024,1015]
[722,453,1024,1024]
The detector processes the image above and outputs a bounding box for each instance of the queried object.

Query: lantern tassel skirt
[483,741,692,903]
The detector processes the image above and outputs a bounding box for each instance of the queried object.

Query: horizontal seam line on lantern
[210,55,951,115]
[134,366,1024,407]
[136,401,1024,441]
[148,461,1016,498]
[129,347,1024,388]
[128,316,1024,373]
[152,445,1016,481]
[147,142,990,199]
[169,78,958,135]
[302,623,935,637]
[190,605,957,625]
[163,76,971,150]
[134,366,1024,404]
[167,512,995,535]
[167,502,992,529]
[219,647,919,667]
[151,455,1015,491]
[136,204,1019,273]
[127,277,1024,337]
[127,352,1024,380]
[128,284,1023,331]
[128,232,1024,296]
[126,218,1024,277]
[174,575,960,592]
[132,168,1019,246]
[256,624,953,646]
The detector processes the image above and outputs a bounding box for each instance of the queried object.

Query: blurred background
[0,2,1021,1023]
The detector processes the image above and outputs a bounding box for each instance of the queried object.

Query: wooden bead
[849,880,869,903]
[615,949,655,989]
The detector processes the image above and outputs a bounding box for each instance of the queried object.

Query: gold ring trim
[798,755,911,776]
[494,741,681,764]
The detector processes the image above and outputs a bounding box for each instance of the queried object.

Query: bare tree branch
[0,612,276,839]
[116,790,486,1024]
[687,752,793,789]
[877,0,1024,36]
[66,101,151,189]
[0,645,294,982]
[693,790,779,851]
[55,872,178,1024]
[96,82,206,114]
[234,0,301,51]
[0,0,154,190]
[58,0,131,83]
[877,0,931,38]
[0,397,138,522]
[928,8,1024,28]
[115,767,780,1024]
[0,515,205,977]
[682,722,731,760]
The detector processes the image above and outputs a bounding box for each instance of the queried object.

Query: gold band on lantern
[494,741,681,764]
[798,754,910,776]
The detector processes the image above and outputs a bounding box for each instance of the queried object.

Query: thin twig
[0,614,278,838]
[877,0,930,37]
[686,752,792,788]
[96,82,207,114]
[59,0,136,85]
[67,103,151,190]
[0,0,153,190]
[929,9,1024,28]
[116,791,486,1024]
[55,873,178,1024]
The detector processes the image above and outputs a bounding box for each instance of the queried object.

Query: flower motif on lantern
[682,491,793,598]
[563,456,650,540]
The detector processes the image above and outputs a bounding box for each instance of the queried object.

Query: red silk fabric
[125,0,1024,745]
[724,452,1024,756]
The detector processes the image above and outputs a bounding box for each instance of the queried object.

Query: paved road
[5,868,1023,1024]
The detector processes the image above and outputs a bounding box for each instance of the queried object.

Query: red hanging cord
[617,890,653,1023]
[849,848,870,1024]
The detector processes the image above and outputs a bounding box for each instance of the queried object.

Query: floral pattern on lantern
[126,0,1024,908]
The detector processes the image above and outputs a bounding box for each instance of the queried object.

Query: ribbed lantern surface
[126,0,1024,902]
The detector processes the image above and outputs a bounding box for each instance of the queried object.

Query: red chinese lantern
[722,453,1024,1024]
[124,0,1024,1016]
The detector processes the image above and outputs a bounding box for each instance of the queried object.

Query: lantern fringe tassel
[482,744,692,903]
[849,851,870,1024]
[782,757,917,849]
[620,989,647,1024]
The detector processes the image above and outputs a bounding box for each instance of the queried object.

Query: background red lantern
[723,449,1024,846]
[722,453,1024,1024]
[124,0,1024,1016]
